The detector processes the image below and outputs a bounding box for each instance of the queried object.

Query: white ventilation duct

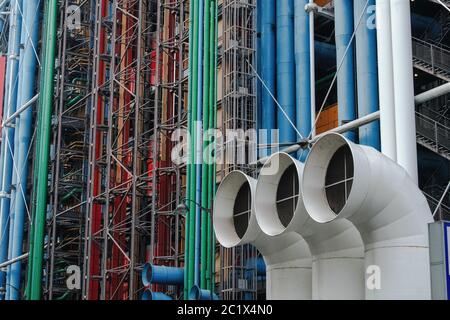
[302,133,433,299]
[213,171,312,300]
[255,152,365,300]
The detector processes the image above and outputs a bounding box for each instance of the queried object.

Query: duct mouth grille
[276,164,299,227]
[325,145,354,214]
[233,182,251,239]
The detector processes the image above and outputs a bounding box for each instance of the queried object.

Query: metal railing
[412,37,450,76]
[416,111,450,155]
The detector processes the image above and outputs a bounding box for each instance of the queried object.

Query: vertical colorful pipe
[186,0,199,297]
[184,0,195,299]
[334,0,357,142]
[294,0,311,161]
[0,0,22,300]
[200,0,210,290]
[260,0,276,156]
[354,0,380,150]
[6,0,40,300]
[194,0,204,288]
[27,0,58,300]
[276,0,296,144]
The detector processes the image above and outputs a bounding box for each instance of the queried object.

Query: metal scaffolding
[148,0,189,299]
[220,0,260,300]
[46,0,94,300]
[82,0,156,300]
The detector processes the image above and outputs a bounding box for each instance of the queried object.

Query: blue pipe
[334,0,356,142]
[0,0,22,300]
[194,0,204,287]
[354,0,380,150]
[7,0,40,300]
[276,0,296,144]
[141,264,184,287]
[256,0,262,132]
[260,0,276,157]
[294,0,310,161]
[244,257,266,279]
[141,290,173,301]
[189,285,219,300]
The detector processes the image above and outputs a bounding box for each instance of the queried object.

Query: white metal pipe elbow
[255,152,365,300]
[302,133,433,299]
[213,171,312,300]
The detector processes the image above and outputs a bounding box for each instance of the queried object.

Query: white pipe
[307,1,316,138]
[213,171,312,300]
[302,133,433,299]
[255,152,365,299]
[415,82,450,105]
[390,0,418,184]
[376,0,397,162]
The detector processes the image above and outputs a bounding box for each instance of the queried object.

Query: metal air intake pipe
[302,133,433,299]
[255,152,365,299]
[213,171,312,300]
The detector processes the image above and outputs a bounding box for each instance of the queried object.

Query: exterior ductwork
[255,152,364,300]
[213,171,312,300]
[302,133,433,299]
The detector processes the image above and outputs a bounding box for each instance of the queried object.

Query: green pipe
[60,188,82,203]
[210,0,219,292]
[184,0,195,299]
[27,0,58,300]
[66,94,82,108]
[187,0,199,296]
[200,0,211,290]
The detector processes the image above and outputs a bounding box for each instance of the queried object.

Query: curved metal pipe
[189,285,219,300]
[141,264,184,287]
[255,152,364,299]
[214,171,312,300]
[302,133,433,299]
[141,289,173,301]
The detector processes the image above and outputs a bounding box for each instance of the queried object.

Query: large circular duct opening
[302,133,356,223]
[276,164,299,227]
[325,145,354,214]
[255,153,302,236]
[214,171,256,248]
[141,263,153,287]
[233,182,251,239]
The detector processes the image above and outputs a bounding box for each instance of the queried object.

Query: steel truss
[148,0,189,299]
[46,0,94,300]
[82,0,156,300]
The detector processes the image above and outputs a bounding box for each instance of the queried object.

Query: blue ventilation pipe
[194,0,204,287]
[256,0,262,131]
[142,290,173,301]
[276,0,296,144]
[141,264,184,287]
[294,0,310,161]
[334,0,356,142]
[189,285,219,300]
[7,0,40,300]
[260,0,276,157]
[0,0,22,300]
[354,0,380,150]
